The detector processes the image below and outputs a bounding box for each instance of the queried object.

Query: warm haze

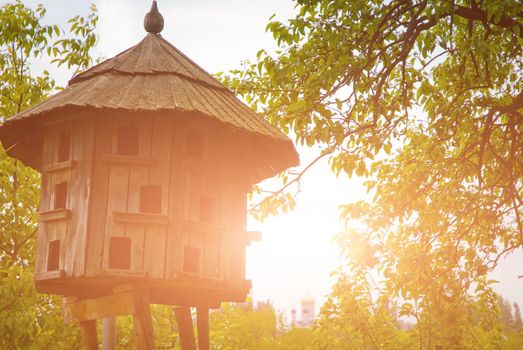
[3,0,522,323]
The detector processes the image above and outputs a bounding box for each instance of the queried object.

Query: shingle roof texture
[1,33,299,177]
[9,34,290,142]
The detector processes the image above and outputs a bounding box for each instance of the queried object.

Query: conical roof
[6,33,292,141]
[0,30,299,179]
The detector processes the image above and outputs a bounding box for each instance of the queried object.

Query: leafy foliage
[2,1,522,348]
[52,3,99,73]
[209,301,324,350]
[209,301,277,350]
[0,1,98,348]
[313,268,408,350]
[277,327,315,350]
[115,305,179,349]
[221,0,523,348]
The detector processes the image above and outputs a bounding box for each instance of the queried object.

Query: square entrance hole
[47,240,60,271]
[109,237,131,269]
[54,181,68,210]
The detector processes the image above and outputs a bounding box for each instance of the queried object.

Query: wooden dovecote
[0,2,298,313]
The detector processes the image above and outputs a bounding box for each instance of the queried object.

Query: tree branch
[454,5,523,37]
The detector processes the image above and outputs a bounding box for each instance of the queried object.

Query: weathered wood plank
[196,308,210,350]
[40,139,73,275]
[39,209,71,222]
[229,189,248,290]
[127,162,149,214]
[132,291,155,350]
[100,154,155,165]
[202,236,220,278]
[102,317,116,350]
[34,269,65,281]
[102,142,129,270]
[149,116,171,216]
[43,221,57,272]
[135,115,153,161]
[227,146,249,291]
[41,160,77,173]
[126,223,146,272]
[123,116,152,274]
[165,119,185,279]
[96,269,145,277]
[144,115,171,279]
[57,218,68,275]
[37,123,55,280]
[67,118,95,277]
[113,212,168,225]
[79,320,99,350]
[86,116,112,275]
[66,291,136,322]
[144,224,166,279]
[174,307,196,350]
[127,115,152,214]
[216,128,230,284]
[181,229,204,274]
[182,220,224,236]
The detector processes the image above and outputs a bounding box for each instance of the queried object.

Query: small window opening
[57,131,71,162]
[183,246,200,273]
[186,131,204,159]
[109,237,131,269]
[47,240,60,271]
[140,185,162,214]
[199,195,216,224]
[54,181,68,209]
[117,126,139,156]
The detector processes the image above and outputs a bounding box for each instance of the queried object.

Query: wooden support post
[133,291,155,350]
[174,307,196,350]
[64,285,156,350]
[196,308,209,350]
[102,317,116,350]
[80,319,98,350]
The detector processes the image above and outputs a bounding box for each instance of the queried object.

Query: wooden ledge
[182,220,224,236]
[39,209,71,222]
[113,211,168,225]
[41,160,77,173]
[96,269,146,277]
[64,290,137,323]
[101,154,155,165]
[176,271,222,284]
[34,269,65,281]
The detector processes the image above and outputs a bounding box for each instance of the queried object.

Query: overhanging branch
[454,5,523,37]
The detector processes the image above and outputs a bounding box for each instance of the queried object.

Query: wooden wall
[86,114,171,278]
[37,112,250,297]
[36,116,94,279]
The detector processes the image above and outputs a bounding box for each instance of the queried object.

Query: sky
[3,0,522,321]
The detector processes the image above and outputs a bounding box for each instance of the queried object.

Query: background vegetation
[224,0,523,348]
[1,0,522,349]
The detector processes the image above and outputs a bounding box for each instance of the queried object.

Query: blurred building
[300,295,316,327]
[290,295,316,327]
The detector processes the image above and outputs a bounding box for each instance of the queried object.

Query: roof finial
[144,1,164,34]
